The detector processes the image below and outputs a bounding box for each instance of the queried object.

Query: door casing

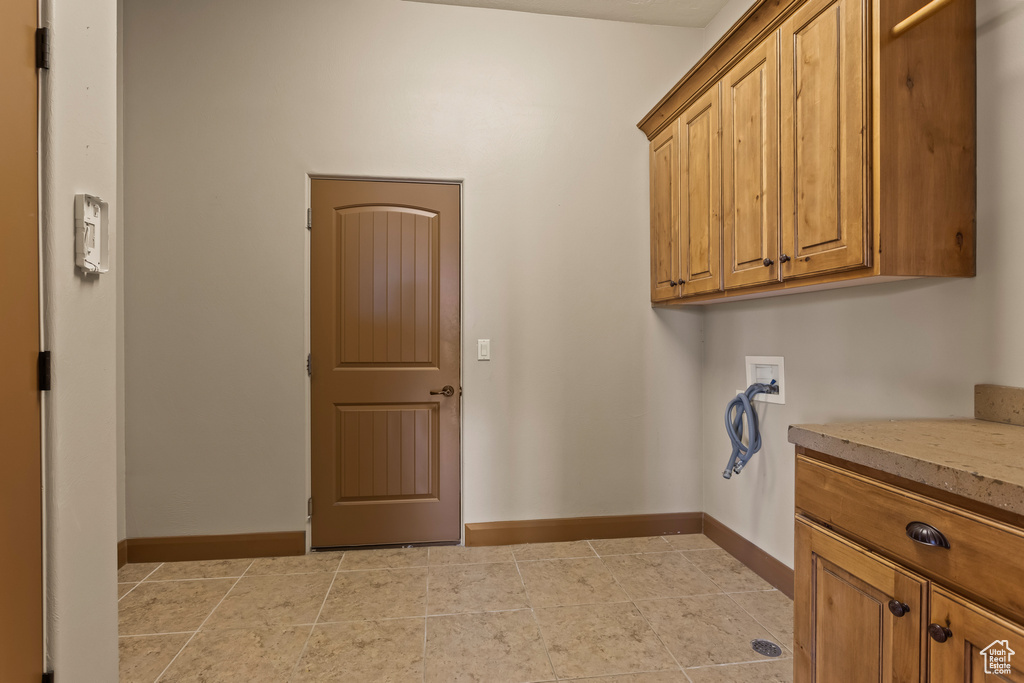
[303,174,464,550]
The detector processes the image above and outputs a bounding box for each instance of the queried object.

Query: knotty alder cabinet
[641,0,976,305]
[795,453,1024,682]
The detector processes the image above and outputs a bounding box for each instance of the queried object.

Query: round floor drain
[751,639,783,657]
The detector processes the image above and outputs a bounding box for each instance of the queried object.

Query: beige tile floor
[118,535,793,682]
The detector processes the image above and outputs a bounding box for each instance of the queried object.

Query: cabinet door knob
[928,623,953,643]
[906,521,950,549]
[669,280,677,287]
[763,258,774,267]
[779,254,791,263]
[888,600,910,617]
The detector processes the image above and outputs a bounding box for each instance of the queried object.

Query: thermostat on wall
[75,194,109,274]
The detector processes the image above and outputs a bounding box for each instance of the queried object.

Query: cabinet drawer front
[797,456,1024,623]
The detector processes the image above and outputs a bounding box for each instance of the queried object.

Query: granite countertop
[789,418,1024,517]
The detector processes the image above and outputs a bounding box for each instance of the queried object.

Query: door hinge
[307,497,313,516]
[306,208,312,230]
[36,28,51,70]
[306,353,311,377]
[38,351,51,391]
[42,672,54,683]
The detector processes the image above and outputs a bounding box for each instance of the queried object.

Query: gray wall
[700,1,1024,568]
[122,0,708,538]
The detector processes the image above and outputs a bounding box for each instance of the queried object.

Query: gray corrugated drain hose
[723,381,777,479]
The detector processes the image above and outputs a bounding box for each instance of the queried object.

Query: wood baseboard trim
[125,531,306,564]
[465,512,703,547]
[703,514,794,598]
[117,539,128,569]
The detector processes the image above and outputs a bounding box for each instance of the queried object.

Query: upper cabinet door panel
[680,86,723,296]
[650,120,680,302]
[780,0,869,279]
[723,32,781,290]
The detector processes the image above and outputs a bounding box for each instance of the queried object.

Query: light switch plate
[745,356,785,404]
[477,339,490,361]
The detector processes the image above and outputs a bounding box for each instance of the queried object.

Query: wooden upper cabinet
[929,586,1024,682]
[722,31,780,290]
[639,0,976,305]
[650,121,680,302]
[780,0,868,279]
[678,86,722,297]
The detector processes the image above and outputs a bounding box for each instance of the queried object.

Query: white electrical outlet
[745,356,785,404]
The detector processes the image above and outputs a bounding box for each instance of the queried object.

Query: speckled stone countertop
[789,419,1024,517]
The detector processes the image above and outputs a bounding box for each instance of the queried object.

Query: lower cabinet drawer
[796,455,1024,623]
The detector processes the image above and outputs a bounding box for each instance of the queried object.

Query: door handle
[430,385,455,397]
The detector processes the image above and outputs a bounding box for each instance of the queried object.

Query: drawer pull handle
[888,600,910,617]
[928,623,953,643]
[905,521,950,549]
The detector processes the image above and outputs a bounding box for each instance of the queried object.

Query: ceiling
[403,0,731,28]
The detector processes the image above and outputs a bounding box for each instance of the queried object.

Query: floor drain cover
[751,639,783,657]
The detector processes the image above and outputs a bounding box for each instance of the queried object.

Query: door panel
[311,180,460,547]
[723,32,781,290]
[795,518,925,683]
[930,586,1024,682]
[780,0,869,278]
[679,86,722,296]
[650,121,680,302]
[0,0,44,679]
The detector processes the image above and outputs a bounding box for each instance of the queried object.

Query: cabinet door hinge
[306,208,312,230]
[36,28,51,70]
[307,497,313,516]
[38,351,51,391]
[306,353,311,377]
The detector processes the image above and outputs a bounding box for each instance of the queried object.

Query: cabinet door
[722,31,780,290]
[780,0,869,279]
[650,119,681,302]
[929,586,1024,682]
[795,517,925,683]
[679,86,722,296]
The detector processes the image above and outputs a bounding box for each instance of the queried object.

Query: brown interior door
[310,179,461,547]
[0,0,45,678]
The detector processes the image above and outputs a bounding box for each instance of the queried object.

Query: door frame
[303,174,465,551]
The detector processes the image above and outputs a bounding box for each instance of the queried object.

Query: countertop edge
[788,424,1024,518]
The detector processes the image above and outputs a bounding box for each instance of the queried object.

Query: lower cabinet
[796,455,1024,682]
[795,518,925,683]
[929,586,1024,682]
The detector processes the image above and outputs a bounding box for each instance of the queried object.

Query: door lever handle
[430,385,455,397]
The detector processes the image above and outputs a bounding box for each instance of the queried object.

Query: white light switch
[477,339,491,361]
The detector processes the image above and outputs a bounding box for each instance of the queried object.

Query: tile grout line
[285,553,346,683]
[152,558,256,683]
[422,555,430,683]
[511,549,558,682]
[117,563,165,602]
[721,590,792,655]
[593,540,689,679]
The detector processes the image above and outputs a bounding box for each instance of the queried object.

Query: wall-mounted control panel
[745,356,785,404]
[75,194,109,275]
